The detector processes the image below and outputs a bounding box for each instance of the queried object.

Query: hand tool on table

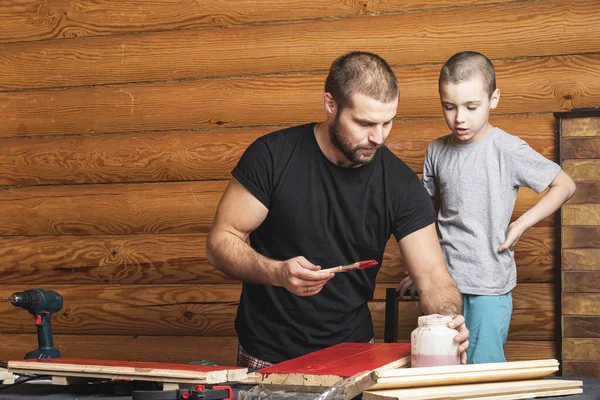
[132,384,233,400]
[322,259,378,273]
[4,288,63,359]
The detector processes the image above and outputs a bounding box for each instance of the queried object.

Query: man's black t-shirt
[231,123,435,363]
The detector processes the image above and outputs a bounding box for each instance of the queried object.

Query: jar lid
[418,314,453,325]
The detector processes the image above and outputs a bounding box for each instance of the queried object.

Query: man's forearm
[206,229,279,285]
[419,277,463,316]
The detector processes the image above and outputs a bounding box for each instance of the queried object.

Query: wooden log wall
[0,0,599,366]
[560,112,600,377]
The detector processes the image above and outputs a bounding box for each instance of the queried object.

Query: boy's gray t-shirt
[423,128,561,295]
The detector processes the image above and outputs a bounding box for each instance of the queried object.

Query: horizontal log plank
[0,334,239,365]
[562,138,600,159]
[562,339,600,361]
[0,334,553,365]
[0,179,553,236]
[563,361,600,377]
[562,227,600,248]
[561,117,600,137]
[566,182,600,204]
[1,0,599,90]
[0,181,226,235]
[0,284,553,340]
[563,272,600,293]
[563,293,600,315]
[563,249,600,270]
[563,204,600,226]
[563,316,600,338]
[0,226,554,285]
[563,160,600,182]
[0,0,531,44]
[2,54,599,137]
[0,114,555,185]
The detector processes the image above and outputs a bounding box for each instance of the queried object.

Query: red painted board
[11,358,239,372]
[258,343,411,378]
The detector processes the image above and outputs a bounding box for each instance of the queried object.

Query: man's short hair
[439,51,496,98]
[325,51,399,110]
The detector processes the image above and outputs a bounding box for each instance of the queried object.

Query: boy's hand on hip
[498,221,526,253]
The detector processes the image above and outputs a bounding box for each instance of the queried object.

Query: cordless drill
[5,289,63,359]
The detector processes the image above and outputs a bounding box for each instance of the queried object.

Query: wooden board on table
[257,342,411,388]
[369,359,558,390]
[363,378,583,400]
[8,358,246,384]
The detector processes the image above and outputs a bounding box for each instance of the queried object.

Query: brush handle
[323,262,361,273]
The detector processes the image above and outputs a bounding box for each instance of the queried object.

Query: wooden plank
[0,114,555,184]
[256,343,411,387]
[563,249,600,270]
[500,341,556,362]
[0,234,231,285]
[0,179,552,236]
[563,160,600,182]
[563,293,600,315]
[561,117,600,137]
[362,379,582,400]
[563,272,600,293]
[8,358,246,384]
[0,225,554,285]
[563,339,600,361]
[2,54,599,138]
[0,0,532,44]
[566,182,600,204]
[369,361,558,390]
[0,181,226,236]
[0,334,239,365]
[2,0,599,90]
[0,284,553,339]
[376,283,554,310]
[563,204,600,225]
[562,138,600,159]
[563,316,600,338]
[563,361,600,377]
[563,227,600,248]
[372,305,554,342]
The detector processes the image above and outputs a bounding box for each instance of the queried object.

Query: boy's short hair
[325,51,399,110]
[439,51,496,98]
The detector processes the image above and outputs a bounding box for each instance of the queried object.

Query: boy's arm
[498,169,576,252]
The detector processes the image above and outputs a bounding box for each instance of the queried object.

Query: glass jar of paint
[411,314,460,368]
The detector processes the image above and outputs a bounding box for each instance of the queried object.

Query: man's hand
[276,256,334,296]
[449,314,470,364]
[397,272,418,300]
[498,220,526,253]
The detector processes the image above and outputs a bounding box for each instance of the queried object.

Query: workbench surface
[0,377,598,399]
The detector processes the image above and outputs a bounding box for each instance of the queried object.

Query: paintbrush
[322,259,379,273]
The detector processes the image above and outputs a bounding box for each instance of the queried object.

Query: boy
[399,51,576,363]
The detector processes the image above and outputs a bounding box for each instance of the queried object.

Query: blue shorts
[463,292,513,364]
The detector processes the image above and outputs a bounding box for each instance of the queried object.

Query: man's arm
[398,222,461,315]
[498,169,576,252]
[398,222,469,363]
[206,178,333,296]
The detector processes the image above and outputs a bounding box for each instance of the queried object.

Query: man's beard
[328,117,381,167]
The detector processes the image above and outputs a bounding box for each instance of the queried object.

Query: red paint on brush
[358,259,378,269]
[323,259,379,273]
